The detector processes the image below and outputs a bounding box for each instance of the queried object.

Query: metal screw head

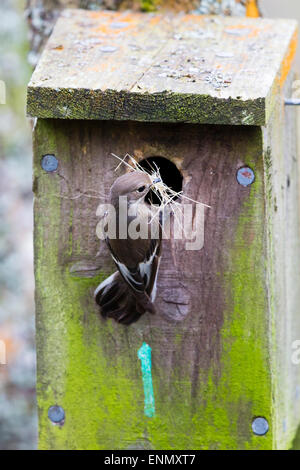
[252,417,269,436]
[237,167,255,187]
[48,405,65,425]
[41,154,58,172]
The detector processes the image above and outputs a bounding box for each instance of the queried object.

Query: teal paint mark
[138,342,155,418]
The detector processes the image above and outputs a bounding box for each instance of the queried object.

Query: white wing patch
[139,246,158,286]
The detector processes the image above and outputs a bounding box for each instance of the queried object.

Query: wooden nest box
[27,9,300,450]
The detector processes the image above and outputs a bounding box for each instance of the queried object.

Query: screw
[237,167,255,187]
[41,154,58,172]
[48,405,65,425]
[252,417,269,436]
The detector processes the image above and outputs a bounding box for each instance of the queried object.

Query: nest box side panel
[33,119,272,450]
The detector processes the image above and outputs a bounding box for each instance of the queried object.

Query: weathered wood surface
[262,73,300,448]
[27,10,297,125]
[29,6,300,450]
[34,118,276,449]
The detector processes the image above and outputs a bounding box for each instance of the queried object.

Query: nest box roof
[27,9,298,126]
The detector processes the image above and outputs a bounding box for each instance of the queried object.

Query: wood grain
[27,9,297,125]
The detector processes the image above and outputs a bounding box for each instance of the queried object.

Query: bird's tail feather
[94,272,156,325]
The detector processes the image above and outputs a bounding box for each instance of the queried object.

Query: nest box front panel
[33,118,271,450]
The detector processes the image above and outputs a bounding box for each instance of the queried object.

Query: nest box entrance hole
[138,156,183,205]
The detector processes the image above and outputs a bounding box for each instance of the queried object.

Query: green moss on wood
[27,87,266,126]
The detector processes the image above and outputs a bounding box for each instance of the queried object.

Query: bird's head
[109,171,160,206]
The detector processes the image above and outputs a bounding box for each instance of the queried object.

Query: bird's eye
[136,185,146,193]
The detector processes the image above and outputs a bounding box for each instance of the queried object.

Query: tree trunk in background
[25,0,257,65]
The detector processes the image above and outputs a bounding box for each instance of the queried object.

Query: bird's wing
[105,211,162,297]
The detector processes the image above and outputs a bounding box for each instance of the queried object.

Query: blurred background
[0,0,36,450]
[1,0,300,450]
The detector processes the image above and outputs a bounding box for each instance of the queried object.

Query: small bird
[95,171,162,325]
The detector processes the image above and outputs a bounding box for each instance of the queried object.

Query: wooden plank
[33,118,277,449]
[27,9,297,125]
